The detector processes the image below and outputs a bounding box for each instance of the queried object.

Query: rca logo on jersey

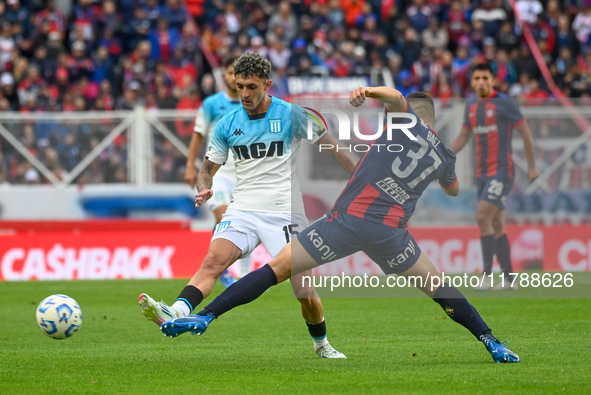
[307,229,337,261]
[269,119,282,133]
[387,240,417,267]
[233,141,284,160]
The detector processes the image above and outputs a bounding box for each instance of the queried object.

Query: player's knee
[492,217,504,232]
[475,211,492,227]
[296,295,320,308]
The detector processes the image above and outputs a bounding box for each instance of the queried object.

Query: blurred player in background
[184,56,244,288]
[141,53,357,358]
[450,63,539,291]
[160,87,521,363]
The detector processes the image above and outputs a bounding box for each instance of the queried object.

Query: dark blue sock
[481,234,496,274]
[496,234,514,279]
[433,283,489,339]
[199,264,278,318]
[306,320,327,339]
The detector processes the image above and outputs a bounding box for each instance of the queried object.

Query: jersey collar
[477,90,498,102]
[223,90,240,103]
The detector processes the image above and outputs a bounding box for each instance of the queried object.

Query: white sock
[172,301,189,318]
[313,336,329,350]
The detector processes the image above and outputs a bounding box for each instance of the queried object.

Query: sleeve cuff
[440,176,458,190]
[205,155,227,165]
[514,118,525,127]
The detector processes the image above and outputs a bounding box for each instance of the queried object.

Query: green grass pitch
[1,277,590,394]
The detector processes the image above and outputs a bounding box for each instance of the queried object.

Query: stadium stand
[1,0,591,186]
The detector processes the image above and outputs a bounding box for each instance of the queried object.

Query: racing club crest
[269,119,282,133]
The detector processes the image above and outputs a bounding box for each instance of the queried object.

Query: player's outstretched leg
[162,241,346,358]
[161,240,296,337]
[399,252,520,363]
[139,239,242,328]
[431,284,520,363]
[161,262,280,337]
[162,240,336,356]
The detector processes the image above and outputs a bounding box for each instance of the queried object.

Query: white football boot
[139,293,178,326]
[316,344,347,359]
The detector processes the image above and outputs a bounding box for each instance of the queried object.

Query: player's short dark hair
[233,53,271,80]
[406,92,434,123]
[224,56,239,69]
[472,63,494,76]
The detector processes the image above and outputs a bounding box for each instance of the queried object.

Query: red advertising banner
[0,230,211,281]
[1,224,590,281]
[234,225,590,276]
[411,225,545,274]
[544,225,591,272]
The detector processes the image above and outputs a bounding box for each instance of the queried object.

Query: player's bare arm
[350,86,407,112]
[449,126,473,154]
[185,132,204,187]
[195,159,221,207]
[515,121,539,182]
[315,133,357,175]
[441,179,460,197]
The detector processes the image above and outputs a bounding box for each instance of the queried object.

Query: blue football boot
[160,314,214,338]
[480,333,521,363]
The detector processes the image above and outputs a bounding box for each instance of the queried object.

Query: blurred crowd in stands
[2,0,591,185]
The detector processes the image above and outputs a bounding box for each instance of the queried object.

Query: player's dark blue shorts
[477,177,514,210]
[297,210,421,275]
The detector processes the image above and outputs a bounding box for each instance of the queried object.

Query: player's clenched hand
[195,189,213,207]
[184,166,197,187]
[350,87,371,107]
[527,167,539,183]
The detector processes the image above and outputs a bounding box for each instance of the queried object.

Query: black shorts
[296,211,421,275]
[477,177,514,210]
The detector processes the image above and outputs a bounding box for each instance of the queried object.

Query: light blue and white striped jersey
[194,91,241,180]
[206,95,324,213]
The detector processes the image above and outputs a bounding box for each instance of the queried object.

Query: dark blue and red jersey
[463,91,524,180]
[333,102,457,228]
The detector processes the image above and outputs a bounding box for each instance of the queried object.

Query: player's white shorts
[207,177,236,212]
[211,208,309,258]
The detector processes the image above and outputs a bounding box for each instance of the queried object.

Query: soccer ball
[36,294,82,339]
